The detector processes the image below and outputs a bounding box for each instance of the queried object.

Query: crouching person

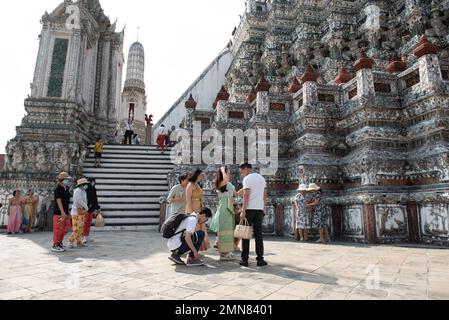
[166,208,212,267]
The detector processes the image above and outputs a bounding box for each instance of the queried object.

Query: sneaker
[168,254,186,265]
[59,243,66,250]
[257,260,268,267]
[186,258,205,267]
[239,260,249,267]
[82,237,88,245]
[52,245,65,253]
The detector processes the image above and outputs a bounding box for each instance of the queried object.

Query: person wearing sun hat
[52,172,73,253]
[293,184,310,242]
[306,183,330,243]
[69,178,89,248]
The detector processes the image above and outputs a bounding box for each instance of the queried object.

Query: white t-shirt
[243,173,267,211]
[167,213,198,251]
[125,122,133,131]
[71,188,88,216]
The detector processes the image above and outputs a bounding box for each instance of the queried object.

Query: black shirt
[86,185,100,213]
[54,185,71,216]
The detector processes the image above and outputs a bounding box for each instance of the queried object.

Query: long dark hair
[215,167,229,193]
[179,174,189,184]
[189,169,203,183]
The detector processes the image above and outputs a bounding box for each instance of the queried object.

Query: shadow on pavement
[173,249,338,286]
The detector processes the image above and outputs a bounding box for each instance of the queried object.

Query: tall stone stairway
[82,145,174,230]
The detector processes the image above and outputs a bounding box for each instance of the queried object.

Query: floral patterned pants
[69,214,86,246]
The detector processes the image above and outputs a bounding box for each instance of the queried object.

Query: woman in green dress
[210,167,241,261]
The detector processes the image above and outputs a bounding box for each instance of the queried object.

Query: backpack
[161,213,189,239]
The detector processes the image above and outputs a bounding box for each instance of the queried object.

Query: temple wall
[0,179,55,230]
[279,196,449,246]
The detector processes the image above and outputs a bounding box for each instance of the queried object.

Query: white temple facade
[1,0,125,227]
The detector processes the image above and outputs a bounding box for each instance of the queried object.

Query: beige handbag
[95,212,105,228]
[234,219,253,240]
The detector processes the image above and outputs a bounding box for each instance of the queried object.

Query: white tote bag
[234,219,253,240]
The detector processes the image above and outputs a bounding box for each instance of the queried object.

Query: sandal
[220,253,235,261]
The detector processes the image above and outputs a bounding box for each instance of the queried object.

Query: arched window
[128,103,135,122]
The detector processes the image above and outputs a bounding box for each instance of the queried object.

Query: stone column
[418,54,443,90]
[185,109,195,132]
[32,29,51,98]
[275,203,285,236]
[216,101,229,122]
[363,204,378,243]
[356,68,375,97]
[98,37,111,121]
[108,44,121,123]
[65,30,82,101]
[256,91,269,115]
[87,39,99,114]
[302,82,318,106]
[406,203,420,243]
[145,124,153,146]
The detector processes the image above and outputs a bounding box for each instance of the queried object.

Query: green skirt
[210,210,219,233]
[216,197,235,254]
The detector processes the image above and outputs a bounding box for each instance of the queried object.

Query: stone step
[101,211,160,218]
[97,197,160,203]
[96,185,168,191]
[89,145,172,151]
[97,191,166,197]
[100,203,160,210]
[94,179,168,186]
[83,168,172,175]
[90,225,159,232]
[84,159,173,166]
[102,217,159,226]
[82,144,172,228]
[85,173,167,180]
[93,154,173,160]
[83,163,175,169]
[88,148,174,156]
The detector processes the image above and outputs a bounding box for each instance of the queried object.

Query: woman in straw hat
[293,184,311,241]
[307,183,330,244]
[69,178,89,248]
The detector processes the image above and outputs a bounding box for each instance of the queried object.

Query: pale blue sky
[0,0,244,153]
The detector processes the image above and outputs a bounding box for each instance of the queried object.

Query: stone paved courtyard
[0,231,448,300]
